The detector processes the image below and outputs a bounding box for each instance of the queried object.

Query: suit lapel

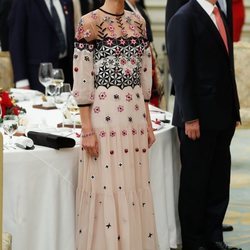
[192,0,229,58]
[35,0,55,31]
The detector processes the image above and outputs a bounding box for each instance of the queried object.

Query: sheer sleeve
[140,20,153,102]
[72,15,96,107]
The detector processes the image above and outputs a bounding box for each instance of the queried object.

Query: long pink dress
[73,9,158,250]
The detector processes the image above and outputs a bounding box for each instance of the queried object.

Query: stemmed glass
[0,105,2,121]
[54,83,71,128]
[38,62,53,97]
[52,68,65,92]
[3,115,18,146]
[47,68,65,101]
[67,95,79,132]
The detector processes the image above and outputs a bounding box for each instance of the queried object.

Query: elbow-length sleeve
[72,16,96,107]
[140,23,153,102]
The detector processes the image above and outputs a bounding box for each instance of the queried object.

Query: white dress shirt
[44,0,67,57]
[196,0,218,28]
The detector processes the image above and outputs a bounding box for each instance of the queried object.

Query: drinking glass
[52,68,65,95]
[54,83,71,127]
[38,62,53,96]
[3,115,18,146]
[67,95,79,132]
[0,105,2,120]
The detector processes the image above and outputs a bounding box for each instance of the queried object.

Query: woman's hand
[147,126,156,148]
[81,132,99,157]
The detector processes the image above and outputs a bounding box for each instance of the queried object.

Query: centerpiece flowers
[0,89,26,122]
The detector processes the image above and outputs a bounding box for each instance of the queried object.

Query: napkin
[2,232,12,250]
[27,131,75,150]
[14,136,34,149]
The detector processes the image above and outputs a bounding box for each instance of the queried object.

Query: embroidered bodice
[73,9,152,106]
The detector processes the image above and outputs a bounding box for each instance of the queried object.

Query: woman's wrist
[81,130,95,138]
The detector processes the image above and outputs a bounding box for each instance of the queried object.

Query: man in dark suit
[165,0,236,234]
[167,0,241,249]
[8,0,74,92]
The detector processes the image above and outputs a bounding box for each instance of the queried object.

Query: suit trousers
[177,125,235,248]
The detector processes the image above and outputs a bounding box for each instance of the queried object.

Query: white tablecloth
[3,102,181,250]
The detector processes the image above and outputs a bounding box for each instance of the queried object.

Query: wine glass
[38,62,53,97]
[0,105,2,120]
[54,83,71,128]
[67,95,79,132]
[3,115,18,146]
[52,68,65,95]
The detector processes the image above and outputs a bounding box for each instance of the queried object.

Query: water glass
[67,95,79,132]
[3,115,18,146]
[38,62,53,96]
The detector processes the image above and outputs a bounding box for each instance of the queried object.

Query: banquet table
[3,100,181,250]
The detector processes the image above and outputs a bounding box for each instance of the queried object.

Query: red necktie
[213,6,229,53]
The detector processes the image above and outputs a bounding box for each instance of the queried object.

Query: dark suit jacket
[167,0,240,130]
[165,0,232,35]
[8,0,74,91]
[0,0,12,51]
[165,0,233,96]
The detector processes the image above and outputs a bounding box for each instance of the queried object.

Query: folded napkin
[14,136,34,149]
[2,232,12,250]
[27,131,75,149]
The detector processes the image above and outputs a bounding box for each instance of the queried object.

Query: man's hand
[185,119,200,140]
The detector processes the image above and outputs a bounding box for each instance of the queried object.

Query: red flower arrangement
[0,90,26,122]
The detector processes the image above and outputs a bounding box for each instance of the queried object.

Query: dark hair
[137,0,145,9]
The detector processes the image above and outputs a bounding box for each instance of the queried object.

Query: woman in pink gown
[72,0,159,249]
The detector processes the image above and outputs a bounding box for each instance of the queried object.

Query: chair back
[0,52,14,90]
